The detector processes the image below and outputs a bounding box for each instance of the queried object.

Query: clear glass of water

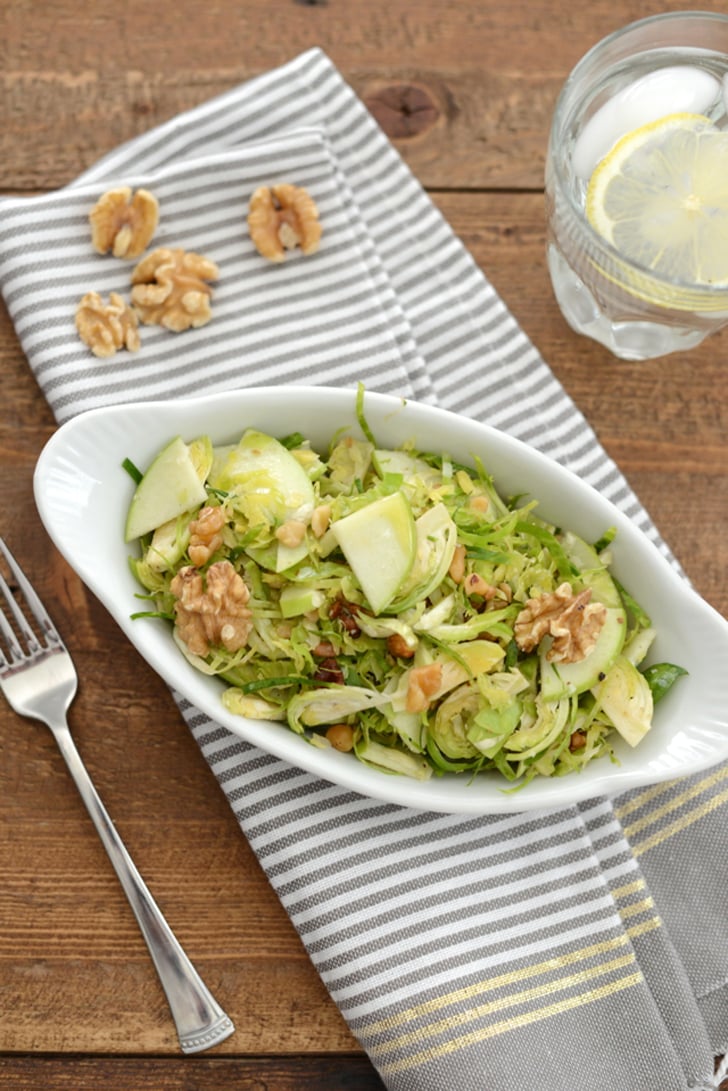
[545,11,728,361]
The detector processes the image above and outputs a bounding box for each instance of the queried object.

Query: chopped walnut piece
[406,662,443,713]
[75,290,140,358]
[313,657,346,685]
[449,544,466,584]
[514,582,607,664]
[329,598,361,637]
[275,520,307,549]
[248,183,322,262]
[311,504,331,538]
[89,187,159,259]
[497,582,513,604]
[131,247,219,332]
[170,561,253,658]
[188,506,227,567]
[387,633,416,659]
[312,640,338,658]
[464,573,498,599]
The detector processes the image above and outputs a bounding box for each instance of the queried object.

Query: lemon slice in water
[586,112,728,289]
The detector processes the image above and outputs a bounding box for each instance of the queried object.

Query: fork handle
[52,717,234,1054]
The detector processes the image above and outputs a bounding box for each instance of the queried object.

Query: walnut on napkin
[130,247,219,332]
[248,183,322,262]
[74,290,141,358]
[89,186,159,260]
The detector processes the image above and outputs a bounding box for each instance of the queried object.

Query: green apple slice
[210,429,314,526]
[142,435,214,568]
[209,429,317,572]
[331,492,416,615]
[389,503,458,612]
[373,448,443,492]
[125,436,209,542]
[539,532,627,699]
[539,606,627,701]
[279,583,326,618]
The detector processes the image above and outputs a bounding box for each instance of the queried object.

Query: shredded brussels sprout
[126,394,686,790]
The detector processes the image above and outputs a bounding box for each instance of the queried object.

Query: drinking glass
[545,11,728,360]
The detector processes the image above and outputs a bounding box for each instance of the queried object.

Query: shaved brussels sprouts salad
[124,389,685,789]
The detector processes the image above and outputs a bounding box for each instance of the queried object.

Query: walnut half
[171,561,253,658]
[89,187,159,260]
[248,184,322,262]
[75,291,140,358]
[131,248,219,332]
[188,505,227,567]
[514,582,607,664]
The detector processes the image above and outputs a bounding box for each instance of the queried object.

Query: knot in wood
[365,84,440,139]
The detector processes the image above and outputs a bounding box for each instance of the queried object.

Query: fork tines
[0,537,63,667]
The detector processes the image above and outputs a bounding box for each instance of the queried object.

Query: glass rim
[549,9,728,301]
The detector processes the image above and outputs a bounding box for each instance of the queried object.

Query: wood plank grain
[0,1055,723,1091]
[0,1055,386,1090]
[0,64,555,190]
[1,17,726,1068]
[2,0,727,190]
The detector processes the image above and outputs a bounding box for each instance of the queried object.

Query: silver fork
[0,536,234,1054]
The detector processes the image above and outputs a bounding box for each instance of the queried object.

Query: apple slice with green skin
[125,436,209,542]
[279,583,326,618]
[143,435,215,569]
[389,503,458,612]
[210,429,314,526]
[539,607,627,701]
[372,449,443,493]
[331,492,416,615]
[210,429,315,571]
[539,532,627,700]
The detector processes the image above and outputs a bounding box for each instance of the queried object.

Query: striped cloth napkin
[1,47,727,1091]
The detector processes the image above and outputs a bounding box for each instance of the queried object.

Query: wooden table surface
[2,2,727,1088]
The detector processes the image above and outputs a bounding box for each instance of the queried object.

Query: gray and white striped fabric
[1,48,726,1091]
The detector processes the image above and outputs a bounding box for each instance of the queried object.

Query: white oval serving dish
[33,385,728,814]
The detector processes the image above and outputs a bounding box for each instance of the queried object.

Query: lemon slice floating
[586,112,728,288]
